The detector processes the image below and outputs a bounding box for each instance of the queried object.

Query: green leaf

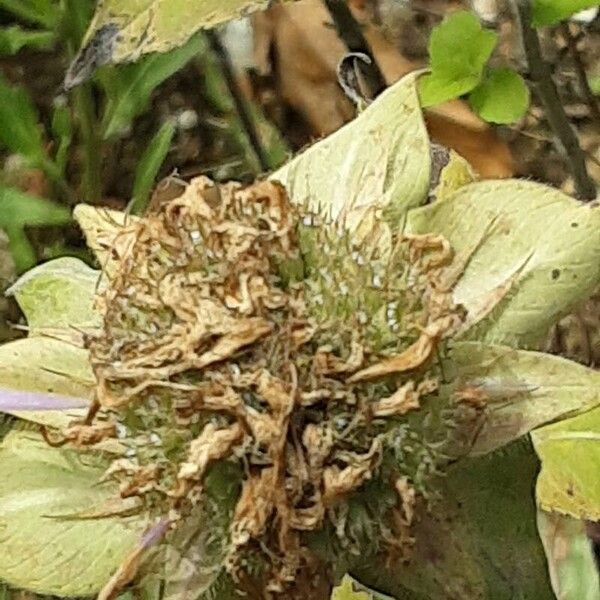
[51,100,73,176]
[537,511,600,600]
[65,0,271,87]
[405,180,600,348]
[6,256,101,338]
[100,34,205,139]
[448,341,600,455]
[0,186,71,272]
[331,576,374,599]
[418,11,497,107]
[533,0,600,26]
[0,337,93,428]
[533,406,600,521]
[272,71,430,228]
[0,25,54,55]
[0,73,46,162]
[353,440,554,599]
[0,429,145,596]
[129,121,176,215]
[469,67,530,124]
[0,0,57,28]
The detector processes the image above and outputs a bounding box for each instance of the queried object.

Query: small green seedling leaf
[469,67,530,124]
[0,429,145,596]
[419,11,497,107]
[100,34,205,139]
[533,0,600,26]
[273,71,430,228]
[533,406,600,521]
[65,0,271,87]
[0,26,54,55]
[405,180,600,348]
[537,511,600,600]
[129,120,176,215]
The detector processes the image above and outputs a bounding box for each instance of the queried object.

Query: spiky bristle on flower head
[77,177,464,596]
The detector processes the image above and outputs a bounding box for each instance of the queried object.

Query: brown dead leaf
[253,0,515,177]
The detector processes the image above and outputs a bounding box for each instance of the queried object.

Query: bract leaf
[353,440,554,599]
[0,429,145,596]
[448,341,600,455]
[272,71,430,228]
[533,0,600,26]
[6,256,101,339]
[533,406,600,521]
[0,337,93,428]
[537,511,600,600]
[405,180,600,348]
[73,204,140,272]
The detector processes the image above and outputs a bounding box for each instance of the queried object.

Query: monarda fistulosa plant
[0,73,599,600]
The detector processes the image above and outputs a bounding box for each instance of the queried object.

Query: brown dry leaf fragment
[370,381,420,418]
[323,440,382,506]
[174,423,244,496]
[348,316,456,382]
[231,468,278,549]
[314,340,365,375]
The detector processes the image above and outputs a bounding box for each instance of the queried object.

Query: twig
[559,23,600,124]
[205,30,271,173]
[511,0,596,200]
[322,0,387,98]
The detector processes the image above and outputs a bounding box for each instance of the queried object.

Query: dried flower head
[78,177,464,597]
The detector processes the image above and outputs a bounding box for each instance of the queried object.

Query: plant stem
[559,23,600,124]
[511,0,596,200]
[205,30,271,173]
[322,0,387,98]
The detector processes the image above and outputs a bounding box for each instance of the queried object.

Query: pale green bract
[406,180,600,348]
[537,511,600,600]
[0,430,145,596]
[533,406,600,521]
[449,342,600,455]
[6,256,101,338]
[272,71,430,229]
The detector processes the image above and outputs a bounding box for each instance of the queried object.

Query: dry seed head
[79,177,463,596]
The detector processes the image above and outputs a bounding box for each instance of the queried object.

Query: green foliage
[532,0,600,26]
[130,120,176,215]
[99,34,205,139]
[419,11,530,124]
[469,67,530,124]
[0,0,57,28]
[0,25,54,54]
[0,186,71,271]
[419,11,497,107]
